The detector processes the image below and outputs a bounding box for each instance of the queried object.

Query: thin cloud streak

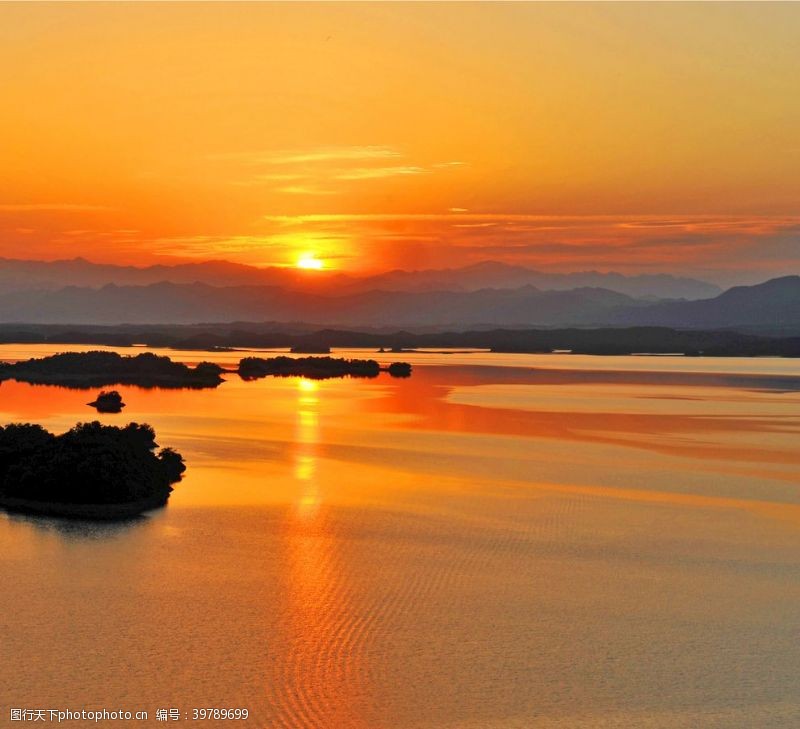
[334,166,428,180]
[219,146,464,188]
[263,213,800,228]
[217,145,403,166]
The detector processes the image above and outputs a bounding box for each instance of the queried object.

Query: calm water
[1,346,800,728]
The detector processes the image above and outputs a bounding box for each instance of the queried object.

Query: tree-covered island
[238,355,412,380]
[0,421,186,519]
[0,351,224,388]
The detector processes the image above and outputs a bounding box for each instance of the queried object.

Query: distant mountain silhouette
[609,276,800,329]
[0,281,644,326]
[351,261,721,299]
[0,256,720,299]
[0,256,348,293]
[0,272,796,330]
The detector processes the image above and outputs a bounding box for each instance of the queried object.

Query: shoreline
[0,493,169,521]
[1,326,799,359]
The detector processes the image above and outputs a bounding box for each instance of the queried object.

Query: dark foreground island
[0,421,185,519]
[0,350,224,388]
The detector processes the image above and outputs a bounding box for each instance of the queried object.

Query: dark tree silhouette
[0,421,186,517]
[158,447,187,483]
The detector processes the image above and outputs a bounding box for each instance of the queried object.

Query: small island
[386,362,412,377]
[88,390,126,413]
[0,351,225,389]
[0,421,186,519]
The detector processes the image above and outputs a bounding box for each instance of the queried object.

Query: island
[0,421,186,519]
[239,355,382,380]
[88,390,126,413]
[0,351,225,389]
[238,355,414,380]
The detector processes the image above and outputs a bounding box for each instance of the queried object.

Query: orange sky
[1,2,799,283]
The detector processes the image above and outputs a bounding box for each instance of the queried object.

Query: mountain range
[0,257,721,299]
[608,275,800,331]
[0,261,797,332]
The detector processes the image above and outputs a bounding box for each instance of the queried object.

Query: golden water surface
[1,346,799,728]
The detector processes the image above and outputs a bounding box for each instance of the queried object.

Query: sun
[296,253,324,271]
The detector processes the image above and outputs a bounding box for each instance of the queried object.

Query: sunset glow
[1,2,799,284]
[3,3,800,724]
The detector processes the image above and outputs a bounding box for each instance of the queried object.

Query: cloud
[243,145,402,166]
[12,208,798,282]
[261,212,800,232]
[220,146,466,189]
[265,213,430,224]
[252,212,800,278]
[262,213,621,225]
[334,166,427,180]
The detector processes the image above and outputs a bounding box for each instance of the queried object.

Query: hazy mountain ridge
[0,257,721,299]
[608,275,800,329]
[0,275,798,330]
[0,281,643,326]
[356,261,722,299]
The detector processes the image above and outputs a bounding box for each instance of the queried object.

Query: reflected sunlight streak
[294,378,321,516]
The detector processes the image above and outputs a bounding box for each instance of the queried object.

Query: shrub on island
[0,421,186,518]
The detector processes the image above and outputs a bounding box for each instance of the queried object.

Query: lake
[1,346,799,727]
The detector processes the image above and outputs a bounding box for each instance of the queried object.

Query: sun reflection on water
[294,378,321,517]
[273,378,375,727]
